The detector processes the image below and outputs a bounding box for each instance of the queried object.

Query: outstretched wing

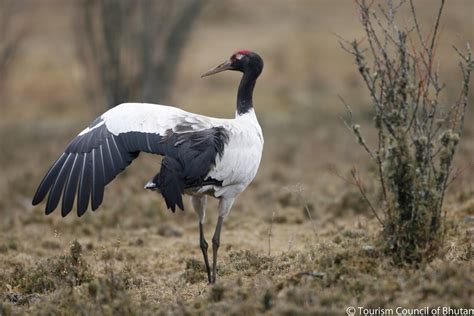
[32,103,220,217]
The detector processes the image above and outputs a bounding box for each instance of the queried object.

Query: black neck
[237,69,258,115]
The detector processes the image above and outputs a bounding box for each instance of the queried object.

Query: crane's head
[201,50,263,78]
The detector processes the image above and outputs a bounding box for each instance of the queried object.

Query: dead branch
[74,0,206,108]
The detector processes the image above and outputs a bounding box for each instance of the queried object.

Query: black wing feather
[104,138,119,174]
[32,153,68,205]
[91,148,105,211]
[77,152,92,216]
[109,136,125,168]
[100,145,115,184]
[61,154,84,217]
[45,153,74,214]
[33,115,229,216]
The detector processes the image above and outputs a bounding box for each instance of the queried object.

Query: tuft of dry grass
[3,241,92,296]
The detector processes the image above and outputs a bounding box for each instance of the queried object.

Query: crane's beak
[201,59,233,78]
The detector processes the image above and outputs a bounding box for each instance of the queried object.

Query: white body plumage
[99,102,264,202]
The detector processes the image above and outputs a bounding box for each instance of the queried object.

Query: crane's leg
[211,197,235,283]
[191,196,211,283]
[211,216,223,283]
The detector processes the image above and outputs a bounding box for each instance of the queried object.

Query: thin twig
[445,165,471,188]
[328,164,358,186]
[339,95,377,161]
[351,167,384,226]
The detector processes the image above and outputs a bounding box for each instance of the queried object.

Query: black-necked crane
[32,50,264,283]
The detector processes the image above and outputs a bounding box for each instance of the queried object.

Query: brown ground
[0,1,473,315]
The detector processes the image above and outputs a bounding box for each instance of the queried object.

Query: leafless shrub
[0,0,27,100]
[74,0,206,108]
[340,0,473,264]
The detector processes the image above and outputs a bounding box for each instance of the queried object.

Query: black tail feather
[157,157,185,212]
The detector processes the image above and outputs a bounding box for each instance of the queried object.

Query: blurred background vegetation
[1,0,472,209]
[0,0,473,314]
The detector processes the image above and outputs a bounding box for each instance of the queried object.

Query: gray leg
[199,222,212,283]
[211,216,224,283]
[191,196,211,283]
[210,197,235,283]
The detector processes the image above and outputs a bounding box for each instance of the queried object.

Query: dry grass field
[0,1,473,314]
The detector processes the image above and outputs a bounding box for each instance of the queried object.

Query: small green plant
[340,0,473,263]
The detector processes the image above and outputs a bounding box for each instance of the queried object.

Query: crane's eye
[235,54,244,60]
